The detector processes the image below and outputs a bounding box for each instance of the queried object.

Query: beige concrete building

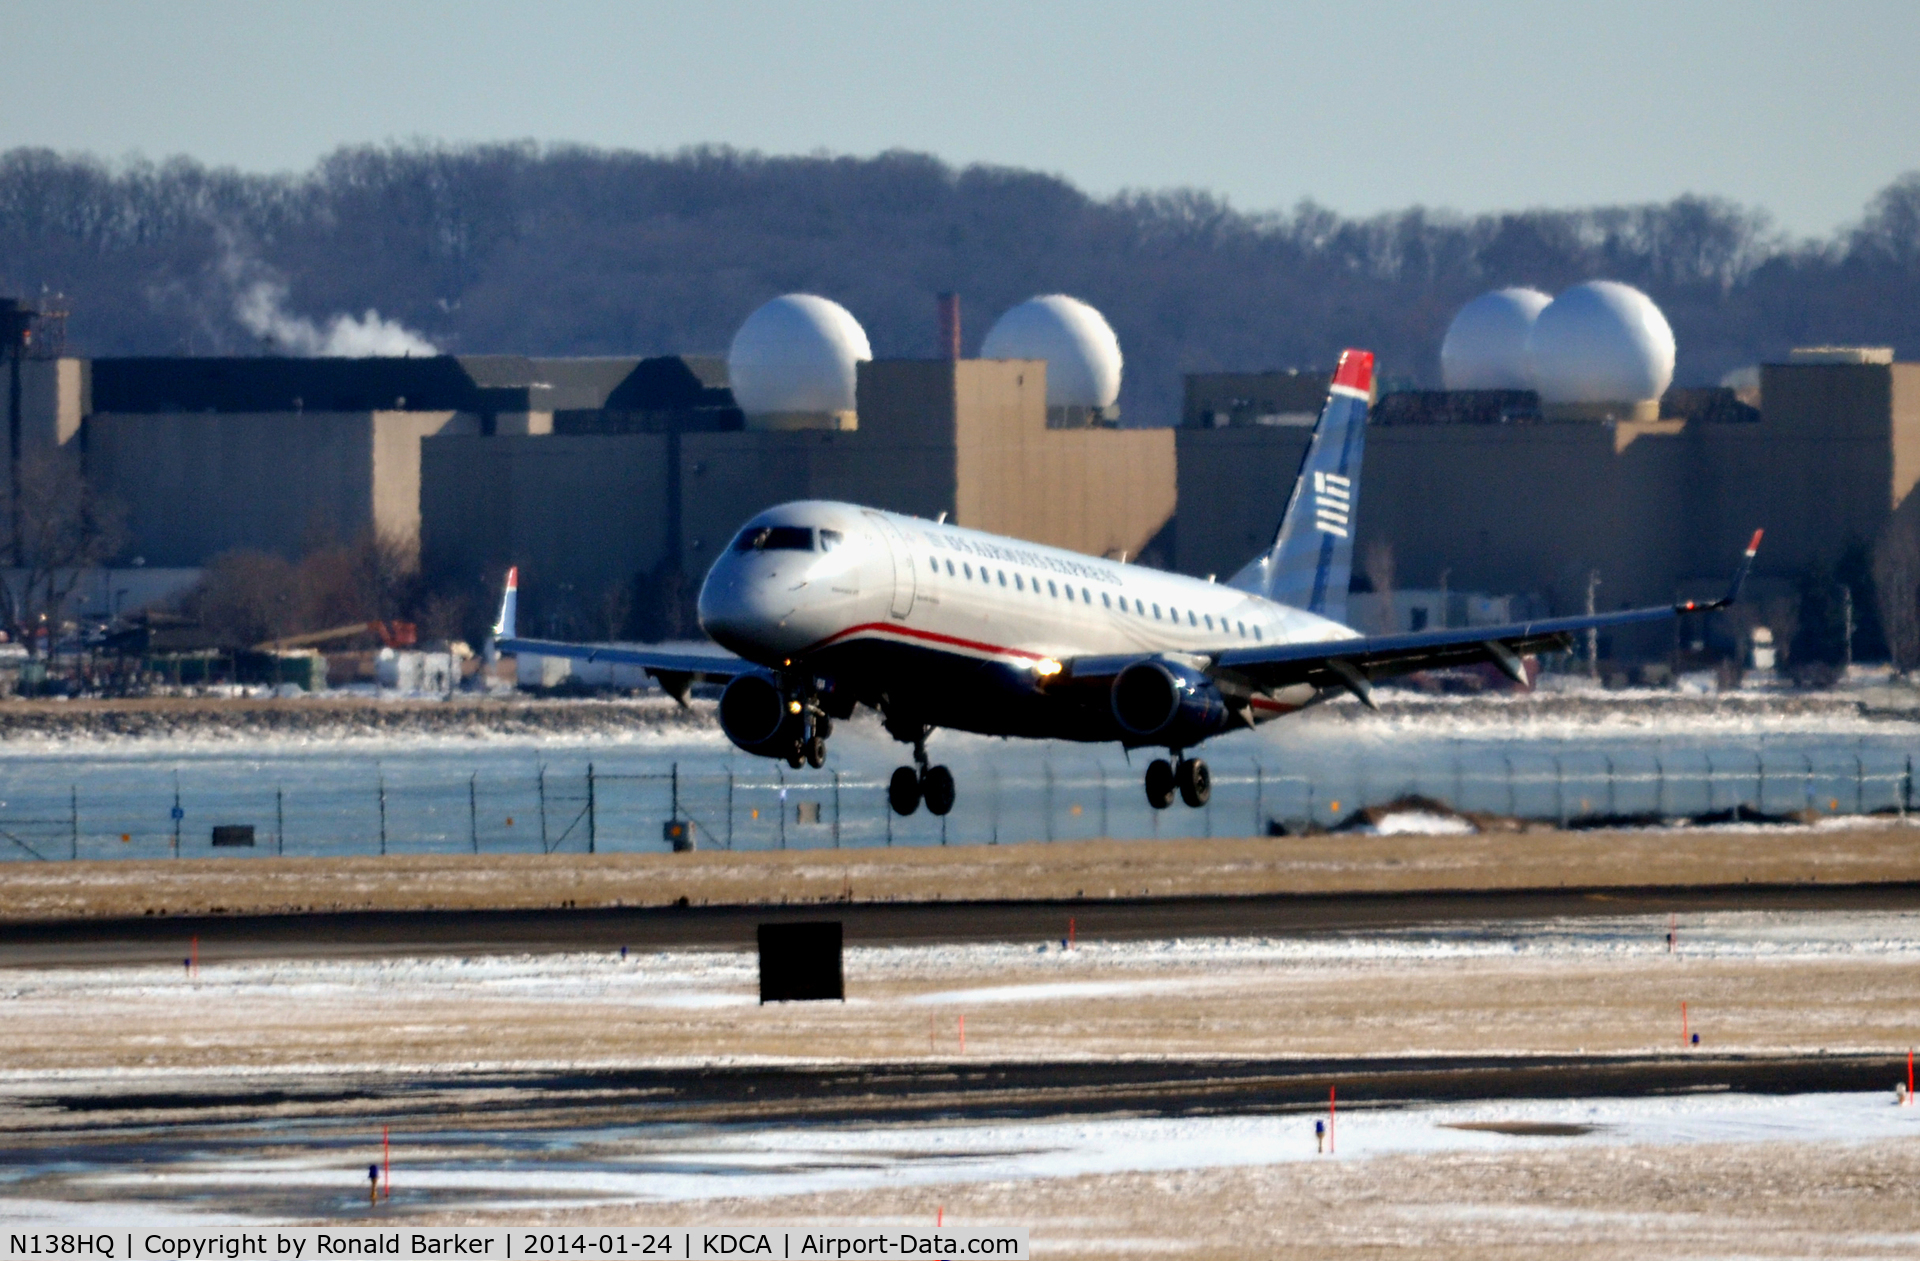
[421,432,673,603]
[678,359,1175,576]
[1176,359,1920,659]
[427,358,1178,633]
[88,409,475,565]
[16,357,88,450]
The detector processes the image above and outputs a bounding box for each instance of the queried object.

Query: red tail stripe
[1332,349,1374,394]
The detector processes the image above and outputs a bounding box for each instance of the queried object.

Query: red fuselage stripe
[801,620,1049,662]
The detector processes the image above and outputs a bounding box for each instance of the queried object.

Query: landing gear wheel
[922,765,956,816]
[786,745,804,770]
[1176,757,1211,808]
[889,766,922,816]
[1144,758,1176,810]
[814,716,833,741]
[804,734,827,769]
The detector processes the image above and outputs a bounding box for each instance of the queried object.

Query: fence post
[468,773,479,854]
[1553,757,1565,828]
[1804,754,1814,815]
[1605,756,1616,818]
[990,762,1000,846]
[587,763,597,854]
[378,774,388,856]
[1044,757,1055,843]
[1905,755,1913,820]
[1253,762,1263,837]
[1503,754,1516,818]
[276,786,285,857]
[832,771,841,848]
[727,771,735,850]
[538,766,549,853]
[776,765,786,850]
[670,762,679,827]
[69,786,77,861]
[172,771,181,859]
[1100,762,1110,839]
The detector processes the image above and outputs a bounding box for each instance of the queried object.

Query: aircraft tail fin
[1229,349,1373,622]
[492,566,518,641]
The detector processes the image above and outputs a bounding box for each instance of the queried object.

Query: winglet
[492,567,518,641]
[1680,529,1763,613]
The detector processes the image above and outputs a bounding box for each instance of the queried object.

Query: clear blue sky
[5,0,1917,238]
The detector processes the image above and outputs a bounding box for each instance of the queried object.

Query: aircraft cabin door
[865,511,917,619]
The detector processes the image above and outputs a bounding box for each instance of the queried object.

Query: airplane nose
[698,555,798,654]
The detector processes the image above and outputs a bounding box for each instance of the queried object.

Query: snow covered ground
[5,908,1920,1244]
[5,1090,1915,1221]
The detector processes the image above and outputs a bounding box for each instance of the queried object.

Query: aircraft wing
[489,568,749,700]
[1060,530,1762,706]
[1208,529,1764,704]
[493,636,746,680]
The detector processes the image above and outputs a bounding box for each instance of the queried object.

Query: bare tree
[349,529,418,622]
[191,550,297,648]
[1874,509,1920,672]
[0,450,126,656]
[415,588,471,645]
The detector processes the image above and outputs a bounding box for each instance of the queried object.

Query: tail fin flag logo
[1312,471,1352,537]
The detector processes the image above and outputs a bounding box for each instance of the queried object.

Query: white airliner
[495,350,1760,818]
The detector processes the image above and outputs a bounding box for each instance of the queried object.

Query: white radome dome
[1527,281,1676,406]
[1440,287,1551,390]
[727,294,872,424]
[979,295,1123,410]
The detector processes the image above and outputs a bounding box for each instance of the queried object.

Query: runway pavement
[4,879,1920,966]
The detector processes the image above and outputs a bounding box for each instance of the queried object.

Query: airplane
[493,349,1760,818]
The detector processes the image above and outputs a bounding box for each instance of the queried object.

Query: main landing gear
[1144,754,1210,810]
[888,731,955,817]
[785,713,831,770]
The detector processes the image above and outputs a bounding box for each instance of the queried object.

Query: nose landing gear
[887,729,955,817]
[1144,753,1211,809]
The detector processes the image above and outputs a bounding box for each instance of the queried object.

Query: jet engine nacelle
[1110,658,1232,747]
[718,671,803,758]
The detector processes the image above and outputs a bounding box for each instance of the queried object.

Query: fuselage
[697,500,1357,743]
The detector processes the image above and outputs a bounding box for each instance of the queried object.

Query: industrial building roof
[89,354,735,417]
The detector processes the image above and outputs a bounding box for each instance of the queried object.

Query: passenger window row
[930,553,1264,642]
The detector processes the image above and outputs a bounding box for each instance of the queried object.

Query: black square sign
[757,921,844,1003]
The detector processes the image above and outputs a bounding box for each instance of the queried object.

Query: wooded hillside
[3,143,1917,425]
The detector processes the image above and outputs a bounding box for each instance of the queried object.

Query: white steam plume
[235,278,439,357]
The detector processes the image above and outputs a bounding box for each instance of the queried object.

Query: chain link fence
[1,747,1915,861]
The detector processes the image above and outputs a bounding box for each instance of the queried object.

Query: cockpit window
[733,525,814,552]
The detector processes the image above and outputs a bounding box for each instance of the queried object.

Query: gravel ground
[3,821,1919,922]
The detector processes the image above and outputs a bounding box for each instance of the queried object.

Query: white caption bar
[6,1229,1029,1261]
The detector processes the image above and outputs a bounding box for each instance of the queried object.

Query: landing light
[1035,659,1063,677]
[788,700,803,713]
